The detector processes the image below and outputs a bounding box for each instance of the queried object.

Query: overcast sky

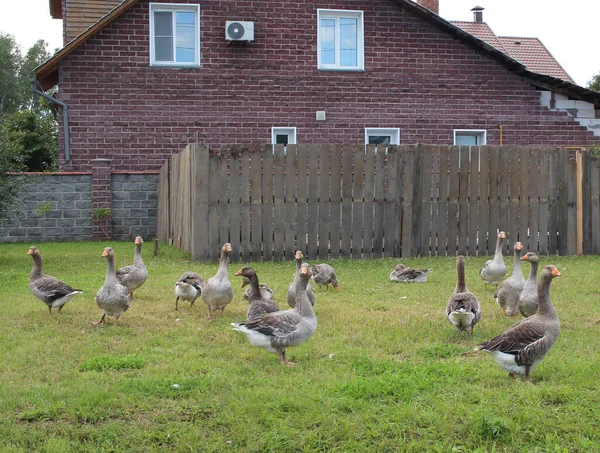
[1,0,598,86]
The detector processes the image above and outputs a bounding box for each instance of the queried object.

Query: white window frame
[317,9,364,71]
[453,129,487,146]
[271,127,297,145]
[150,3,201,67]
[365,128,400,146]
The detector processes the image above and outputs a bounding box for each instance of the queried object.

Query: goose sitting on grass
[27,246,82,313]
[232,263,317,366]
[390,263,432,283]
[242,277,274,301]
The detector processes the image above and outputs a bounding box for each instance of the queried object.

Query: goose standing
[389,263,432,283]
[518,252,540,317]
[174,271,204,311]
[287,250,316,307]
[201,243,234,318]
[27,246,82,313]
[446,255,481,334]
[475,265,561,381]
[242,277,274,301]
[311,263,339,291]
[495,242,525,316]
[93,247,131,325]
[232,263,317,366]
[116,236,148,299]
[235,267,280,320]
[480,231,507,288]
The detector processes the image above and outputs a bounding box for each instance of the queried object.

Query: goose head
[520,252,539,263]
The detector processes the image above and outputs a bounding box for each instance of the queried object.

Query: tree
[0,33,22,115]
[587,73,600,92]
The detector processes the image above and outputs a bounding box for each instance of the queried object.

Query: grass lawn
[1,241,599,452]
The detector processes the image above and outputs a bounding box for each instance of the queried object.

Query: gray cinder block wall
[0,171,159,243]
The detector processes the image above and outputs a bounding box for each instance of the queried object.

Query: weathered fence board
[157,144,600,261]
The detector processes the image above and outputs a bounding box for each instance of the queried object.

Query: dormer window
[150,3,200,67]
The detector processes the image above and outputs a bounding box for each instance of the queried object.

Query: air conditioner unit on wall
[225,21,254,42]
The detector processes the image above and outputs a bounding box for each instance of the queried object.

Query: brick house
[35,0,600,173]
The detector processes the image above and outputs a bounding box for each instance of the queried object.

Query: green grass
[1,241,599,452]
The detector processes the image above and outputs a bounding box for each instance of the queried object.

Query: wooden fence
[157,144,600,262]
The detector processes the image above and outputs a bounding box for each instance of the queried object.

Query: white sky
[0,0,598,86]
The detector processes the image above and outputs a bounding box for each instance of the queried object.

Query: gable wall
[56,0,599,171]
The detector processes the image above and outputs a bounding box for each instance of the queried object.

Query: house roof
[451,21,574,83]
[36,0,600,107]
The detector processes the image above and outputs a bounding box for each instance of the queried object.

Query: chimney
[415,0,439,15]
[471,6,484,23]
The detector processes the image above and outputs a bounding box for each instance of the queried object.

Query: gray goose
[287,250,316,307]
[495,242,525,316]
[311,263,339,291]
[174,271,204,311]
[480,231,507,288]
[389,263,432,283]
[242,277,274,301]
[518,252,540,317]
[235,267,280,320]
[446,255,481,334]
[475,265,561,381]
[93,247,131,325]
[201,243,234,318]
[232,263,317,366]
[115,236,148,298]
[27,246,82,313]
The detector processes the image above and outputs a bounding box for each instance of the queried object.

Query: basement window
[272,127,297,145]
[365,128,400,146]
[454,129,487,146]
[150,3,200,67]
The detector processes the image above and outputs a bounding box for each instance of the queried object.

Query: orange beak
[135,237,142,245]
[234,269,243,276]
[102,249,109,258]
[27,249,33,255]
[225,244,232,252]
[551,268,561,277]
[520,255,528,261]
[295,252,302,260]
[499,232,506,239]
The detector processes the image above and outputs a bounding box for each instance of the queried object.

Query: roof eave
[35,0,142,91]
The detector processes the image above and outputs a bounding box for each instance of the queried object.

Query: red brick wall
[56,0,599,171]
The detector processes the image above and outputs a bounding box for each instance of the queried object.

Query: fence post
[192,143,210,261]
[576,150,583,255]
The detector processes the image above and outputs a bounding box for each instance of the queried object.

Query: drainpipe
[30,79,71,161]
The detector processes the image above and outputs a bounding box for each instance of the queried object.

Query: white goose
[201,243,234,318]
[480,231,507,288]
[93,247,131,325]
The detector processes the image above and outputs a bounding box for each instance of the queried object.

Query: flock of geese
[26,231,561,377]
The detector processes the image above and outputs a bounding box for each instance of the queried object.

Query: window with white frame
[317,9,364,70]
[150,3,200,66]
[365,128,400,146]
[453,130,486,146]
[272,127,297,145]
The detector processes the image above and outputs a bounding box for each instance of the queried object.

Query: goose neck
[30,253,43,278]
[536,274,556,317]
[455,260,467,293]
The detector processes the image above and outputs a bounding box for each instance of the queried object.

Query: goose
[480,231,507,288]
[235,267,280,320]
[311,263,339,291]
[518,252,540,317]
[232,263,317,366]
[27,246,82,313]
[475,265,561,381]
[242,277,274,301]
[174,271,204,311]
[446,255,481,334]
[201,243,234,318]
[287,250,316,307]
[93,247,131,325]
[494,242,525,316]
[116,236,148,298]
[389,263,432,283]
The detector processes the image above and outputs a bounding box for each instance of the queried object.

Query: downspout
[30,79,71,161]
[499,125,503,145]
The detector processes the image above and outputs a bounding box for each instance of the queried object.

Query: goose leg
[91,314,106,325]
[524,366,532,382]
[507,373,516,380]
[175,297,179,311]
[279,350,295,367]
[58,305,63,313]
[48,306,53,314]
